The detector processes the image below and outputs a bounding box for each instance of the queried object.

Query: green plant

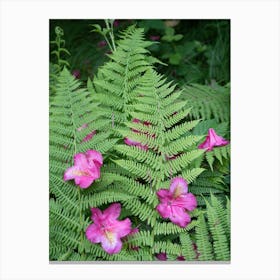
[49,23,230,261]
[49,68,118,261]
[184,83,230,123]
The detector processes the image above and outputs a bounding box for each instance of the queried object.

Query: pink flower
[72,69,80,79]
[198,128,229,152]
[86,203,132,254]
[82,130,97,142]
[63,150,103,189]
[97,40,107,48]
[150,35,160,41]
[156,252,167,261]
[156,177,197,228]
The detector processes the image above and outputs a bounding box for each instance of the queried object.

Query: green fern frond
[205,195,230,260]
[179,233,196,260]
[206,145,230,170]
[195,213,214,261]
[184,83,230,123]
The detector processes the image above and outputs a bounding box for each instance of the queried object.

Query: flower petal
[156,203,172,219]
[113,218,132,238]
[156,189,171,203]
[74,175,93,189]
[209,128,229,146]
[103,203,121,221]
[85,223,102,243]
[169,206,191,228]
[91,207,103,222]
[73,153,89,169]
[198,135,211,150]
[100,232,122,255]
[86,150,103,167]
[170,177,188,197]
[174,193,197,211]
[63,166,79,181]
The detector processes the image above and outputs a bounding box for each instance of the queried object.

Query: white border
[1,0,279,279]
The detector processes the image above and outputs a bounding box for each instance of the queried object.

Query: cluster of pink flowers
[124,118,154,150]
[62,126,229,256]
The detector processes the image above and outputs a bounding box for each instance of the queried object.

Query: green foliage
[184,83,230,123]
[90,26,156,131]
[49,68,118,261]
[205,194,230,260]
[49,26,70,98]
[49,23,230,262]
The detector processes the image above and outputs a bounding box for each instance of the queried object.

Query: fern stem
[105,19,116,52]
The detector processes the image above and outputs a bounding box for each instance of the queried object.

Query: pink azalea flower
[150,35,160,41]
[64,150,103,189]
[86,203,132,254]
[82,130,97,142]
[198,128,229,152]
[72,69,80,79]
[156,177,197,228]
[156,252,167,261]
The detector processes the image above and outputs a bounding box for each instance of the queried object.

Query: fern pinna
[49,25,230,261]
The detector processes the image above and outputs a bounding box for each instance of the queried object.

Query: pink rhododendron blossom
[72,69,80,79]
[156,252,167,261]
[77,123,88,132]
[82,130,97,142]
[150,35,160,41]
[198,128,229,152]
[156,177,197,228]
[64,150,103,189]
[86,203,132,254]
